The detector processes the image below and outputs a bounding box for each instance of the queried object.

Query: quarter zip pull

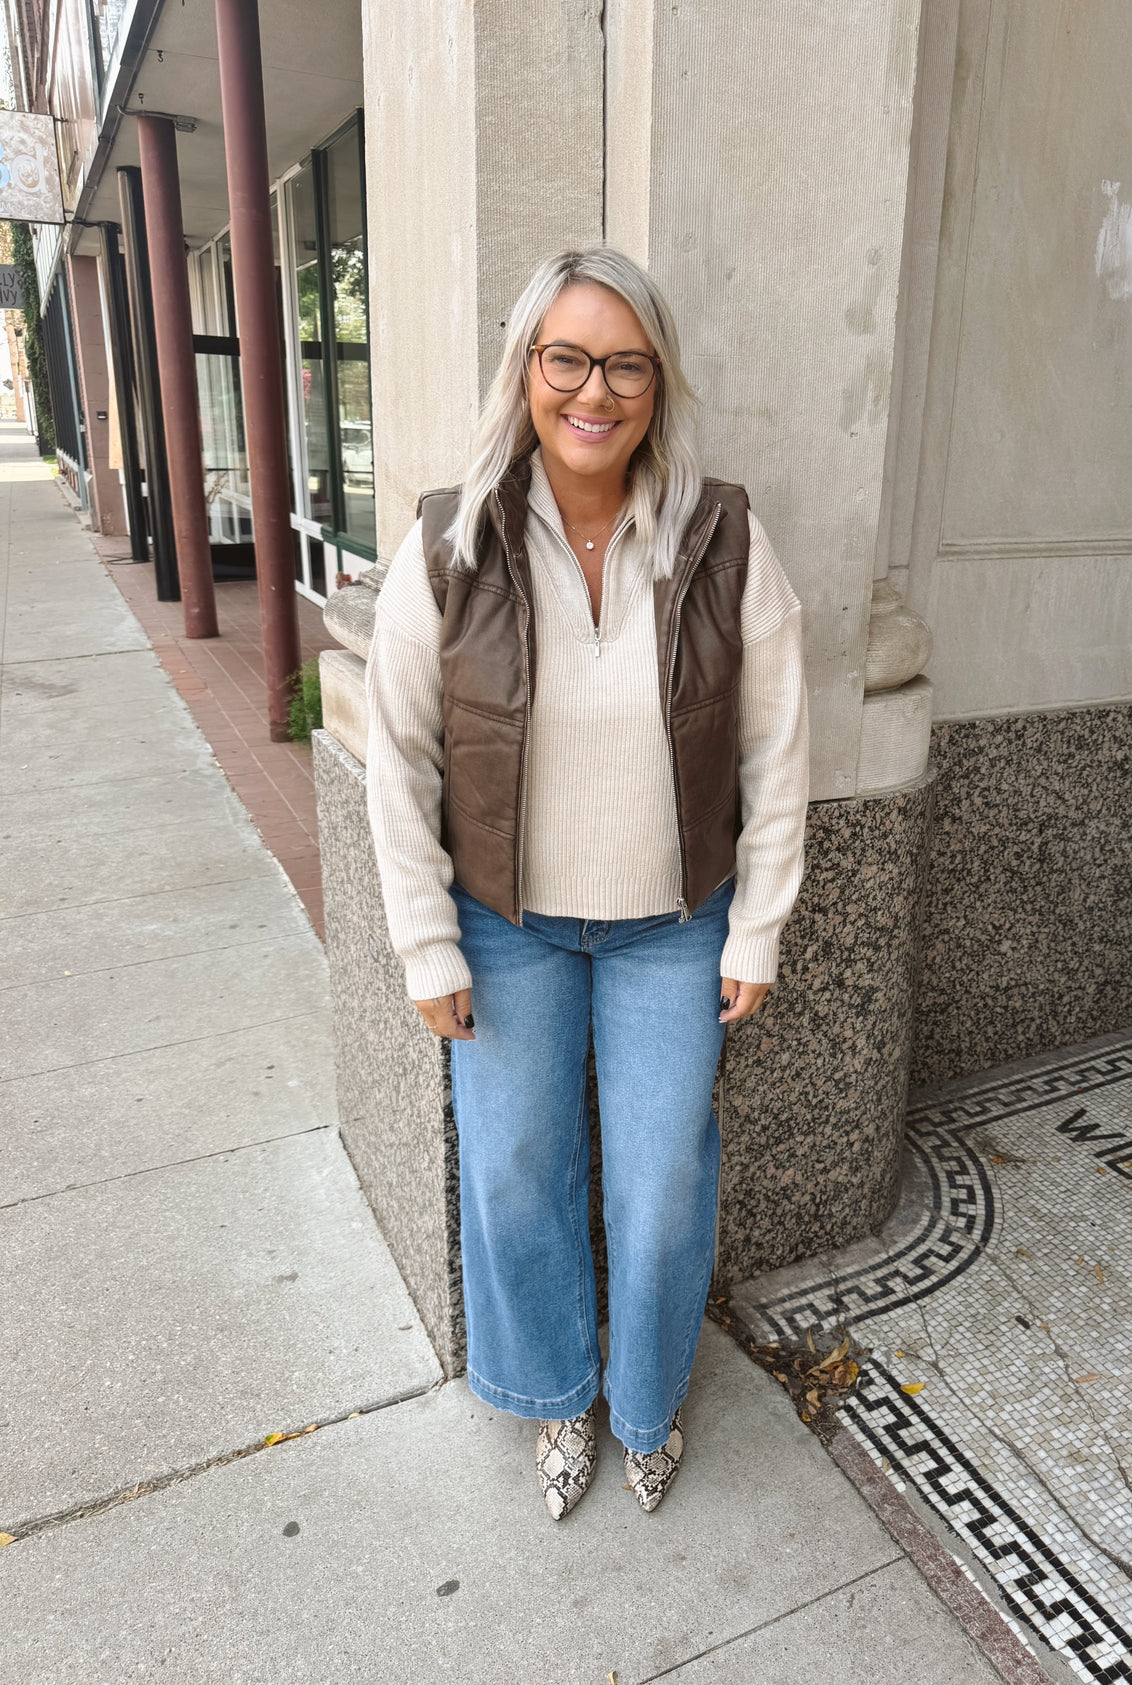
[676,897,691,923]
[593,624,601,659]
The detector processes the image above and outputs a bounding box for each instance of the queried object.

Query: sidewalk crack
[1,1381,442,1546]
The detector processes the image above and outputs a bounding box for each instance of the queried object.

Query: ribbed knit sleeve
[364,521,472,1001]
[719,513,811,985]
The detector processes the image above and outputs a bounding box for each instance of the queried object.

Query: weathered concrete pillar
[317,0,941,1363]
[64,255,126,537]
[136,115,218,638]
[363,0,604,552]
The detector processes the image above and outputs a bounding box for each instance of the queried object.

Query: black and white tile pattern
[731,1030,1132,1683]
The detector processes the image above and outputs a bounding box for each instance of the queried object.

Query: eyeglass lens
[537,345,656,398]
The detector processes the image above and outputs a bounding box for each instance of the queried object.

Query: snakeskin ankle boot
[535,1407,597,1520]
[623,1408,685,1512]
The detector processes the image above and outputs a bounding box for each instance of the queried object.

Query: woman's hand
[719,978,770,1024]
[414,989,476,1040]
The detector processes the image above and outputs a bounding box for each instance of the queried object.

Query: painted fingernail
[463,1014,475,1029]
[719,996,731,1011]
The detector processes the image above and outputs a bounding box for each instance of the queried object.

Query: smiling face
[527,282,657,491]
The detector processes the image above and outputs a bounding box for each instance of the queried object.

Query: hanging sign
[0,112,65,224]
[0,265,22,309]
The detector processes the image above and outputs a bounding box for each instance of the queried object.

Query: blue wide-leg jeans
[449,878,732,1454]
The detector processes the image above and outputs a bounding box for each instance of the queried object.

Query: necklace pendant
[585,540,595,550]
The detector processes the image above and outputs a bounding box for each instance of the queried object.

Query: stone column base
[716,769,936,1284]
[314,727,936,1363]
[313,729,464,1374]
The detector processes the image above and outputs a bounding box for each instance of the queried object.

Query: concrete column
[606,0,924,803]
[136,115,218,638]
[98,223,148,560]
[118,166,179,598]
[65,255,126,537]
[363,0,604,555]
[214,0,301,741]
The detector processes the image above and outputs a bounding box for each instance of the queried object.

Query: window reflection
[288,161,332,526]
[326,125,375,550]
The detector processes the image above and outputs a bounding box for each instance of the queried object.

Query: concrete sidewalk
[1,423,1010,1682]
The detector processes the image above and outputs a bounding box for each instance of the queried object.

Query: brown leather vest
[419,456,750,924]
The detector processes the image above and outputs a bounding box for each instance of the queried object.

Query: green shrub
[10,221,55,455]
[287,656,323,744]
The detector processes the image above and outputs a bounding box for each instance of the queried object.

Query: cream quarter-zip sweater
[365,451,809,1001]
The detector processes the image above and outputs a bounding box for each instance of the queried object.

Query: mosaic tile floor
[732,1028,1132,1684]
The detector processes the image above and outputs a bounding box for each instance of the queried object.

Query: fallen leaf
[816,1338,851,1370]
[1075,1255,1084,1265]
[1040,1320,1050,1331]
[990,1155,1006,1164]
[901,1382,925,1395]
[347,1411,361,1420]
[0,1534,15,1547]
[1014,1247,1032,1258]
[806,1329,816,1353]
[1095,1264,1105,1283]
[1074,1373,1101,1385]
[1097,1166,1108,1175]
[264,1432,285,1446]
[303,1423,317,1434]
[881,1457,891,1471]
[806,1388,822,1408]
[895,1348,903,1358]
[772,1370,788,1383]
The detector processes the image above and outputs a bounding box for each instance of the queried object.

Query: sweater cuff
[402,942,474,1003]
[719,930,780,987]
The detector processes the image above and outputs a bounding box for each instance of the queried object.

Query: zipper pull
[676,897,691,923]
[593,624,601,659]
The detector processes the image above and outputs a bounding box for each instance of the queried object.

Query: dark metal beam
[115,165,179,601]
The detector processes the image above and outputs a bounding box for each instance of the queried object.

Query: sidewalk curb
[827,1430,1058,1685]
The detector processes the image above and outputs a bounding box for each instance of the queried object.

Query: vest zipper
[662,502,724,919]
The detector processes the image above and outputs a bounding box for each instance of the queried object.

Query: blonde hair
[448,248,702,580]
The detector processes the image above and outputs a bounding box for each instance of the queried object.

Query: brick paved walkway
[96,537,338,938]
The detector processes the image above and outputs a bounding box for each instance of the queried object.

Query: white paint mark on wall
[1096,181,1132,301]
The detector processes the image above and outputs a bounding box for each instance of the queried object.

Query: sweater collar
[525,447,633,549]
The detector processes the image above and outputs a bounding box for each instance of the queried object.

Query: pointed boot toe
[624,1408,685,1513]
[536,1407,597,1519]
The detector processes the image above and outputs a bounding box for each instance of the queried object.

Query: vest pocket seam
[445,792,516,841]
[670,682,741,718]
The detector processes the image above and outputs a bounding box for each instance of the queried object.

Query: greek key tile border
[843,1369,1132,1682]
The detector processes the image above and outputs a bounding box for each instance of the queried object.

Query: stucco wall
[902,0,1132,720]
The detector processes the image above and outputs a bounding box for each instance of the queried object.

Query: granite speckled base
[910,704,1132,1090]
[715,770,936,1286]
[315,724,938,1347]
[313,731,464,1374]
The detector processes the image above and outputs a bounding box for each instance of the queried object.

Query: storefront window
[287,161,332,527]
[326,125,375,551]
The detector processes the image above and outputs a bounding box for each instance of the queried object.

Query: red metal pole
[135,115,218,640]
[214,0,302,741]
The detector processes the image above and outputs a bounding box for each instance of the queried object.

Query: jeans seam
[568,1050,600,1375]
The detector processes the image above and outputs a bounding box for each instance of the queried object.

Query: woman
[365,248,809,1519]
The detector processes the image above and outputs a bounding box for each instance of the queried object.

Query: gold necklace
[562,510,619,551]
